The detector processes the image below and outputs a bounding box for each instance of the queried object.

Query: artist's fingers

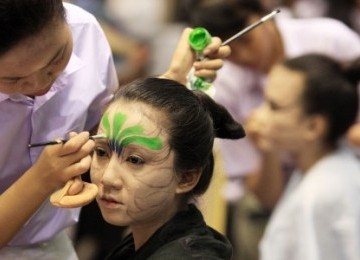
[61,155,92,180]
[203,37,231,59]
[194,58,224,69]
[58,132,91,156]
[194,70,217,82]
[45,132,91,158]
[50,180,74,203]
[51,182,98,208]
[68,132,78,138]
[54,144,94,177]
[67,176,84,196]
[193,59,225,80]
[161,28,195,85]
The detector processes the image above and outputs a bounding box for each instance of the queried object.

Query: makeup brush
[221,9,281,46]
[28,134,106,148]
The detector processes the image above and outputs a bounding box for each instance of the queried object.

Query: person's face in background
[228,15,284,73]
[0,20,73,96]
[250,65,310,154]
[91,100,180,229]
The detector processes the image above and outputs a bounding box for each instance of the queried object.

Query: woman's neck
[131,203,181,250]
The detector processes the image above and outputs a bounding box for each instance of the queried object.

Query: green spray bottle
[187,27,214,95]
[186,10,280,96]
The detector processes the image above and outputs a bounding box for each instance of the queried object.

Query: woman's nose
[101,156,123,189]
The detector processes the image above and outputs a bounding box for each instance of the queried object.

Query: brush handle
[221,9,280,46]
[28,134,106,148]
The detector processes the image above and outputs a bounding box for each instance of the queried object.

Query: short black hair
[0,0,65,55]
[285,54,360,145]
[188,0,266,40]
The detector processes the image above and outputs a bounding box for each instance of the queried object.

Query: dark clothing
[105,204,233,259]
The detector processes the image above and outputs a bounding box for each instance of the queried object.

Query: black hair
[284,54,360,145]
[0,0,65,55]
[188,0,266,40]
[325,0,356,30]
[113,77,245,196]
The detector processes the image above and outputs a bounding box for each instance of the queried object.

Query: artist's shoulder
[63,2,98,25]
[280,16,358,36]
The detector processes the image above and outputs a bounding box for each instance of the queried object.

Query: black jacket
[105,204,233,259]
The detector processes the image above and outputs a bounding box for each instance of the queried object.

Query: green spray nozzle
[188,27,212,53]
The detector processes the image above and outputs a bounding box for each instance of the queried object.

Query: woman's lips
[99,195,122,208]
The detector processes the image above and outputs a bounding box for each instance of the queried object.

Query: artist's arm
[161,28,231,85]
[0,132,94,248]
[243,153,284,209]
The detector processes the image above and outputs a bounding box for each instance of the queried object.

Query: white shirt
[260,147,360,260]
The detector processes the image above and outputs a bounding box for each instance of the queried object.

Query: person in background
[247,54,360,260]
[188,0,360,259]
[0,0,230,258]
[90,77,245,259]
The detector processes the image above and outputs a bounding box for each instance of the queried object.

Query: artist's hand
[32,131,95,192]
[246,110,275,154]
[347,122,360,147]
[161,28,231,85]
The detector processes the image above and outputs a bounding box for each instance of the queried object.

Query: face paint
[101,111,163,156]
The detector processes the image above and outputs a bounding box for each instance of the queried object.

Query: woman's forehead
[102,101,166,134]
[99,101,170,153]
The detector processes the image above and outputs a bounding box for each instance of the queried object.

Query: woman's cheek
[90,161,103,184]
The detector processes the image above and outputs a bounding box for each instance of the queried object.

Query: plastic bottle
[187,27,214,95]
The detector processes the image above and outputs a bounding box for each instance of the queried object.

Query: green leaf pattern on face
[112,112,127,140]
[121,136,163,150]
[101,113,111,138]
[116,125,144,140]
[100,111,163,155]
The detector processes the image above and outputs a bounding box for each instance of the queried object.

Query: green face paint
[100,111,163,155]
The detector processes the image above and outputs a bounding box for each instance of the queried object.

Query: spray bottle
[187,27,215,96]
[186,9,280,96]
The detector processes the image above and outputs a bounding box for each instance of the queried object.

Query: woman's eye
[126,155,145,165]
[94,147,109,158]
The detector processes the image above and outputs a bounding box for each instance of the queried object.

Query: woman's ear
[304,114,328,141]
[176,169,202,194]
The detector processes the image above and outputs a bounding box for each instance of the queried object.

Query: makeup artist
[0,0,230,258]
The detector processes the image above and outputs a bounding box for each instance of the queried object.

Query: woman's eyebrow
[95,139,108,145]
[94,136,109,146]
[120,136,163,150]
